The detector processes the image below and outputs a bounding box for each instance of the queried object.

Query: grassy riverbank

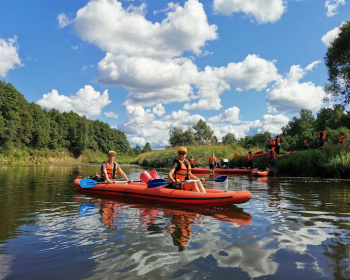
[2,145,350,179]
[135,145,350,179]
[0,148,136,165]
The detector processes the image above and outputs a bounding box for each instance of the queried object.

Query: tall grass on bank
[325,151,350,179]
[277,147,349,178]
[0,148,136,165]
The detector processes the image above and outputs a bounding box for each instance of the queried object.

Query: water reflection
[1,165,350,279]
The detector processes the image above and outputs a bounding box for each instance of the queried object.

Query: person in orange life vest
[247,152,253,169]
[209,153,217,176]
[168,147,206,193]
[339,132,345,146]
[275,135,282,154]
[269,146,278,167]
[189,155,195,168]
[304,138,309,150]
[318,131,326,151]
[101,151,133,183]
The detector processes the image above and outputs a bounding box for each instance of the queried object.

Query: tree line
[0,81,148,156]
[169,106,350,151]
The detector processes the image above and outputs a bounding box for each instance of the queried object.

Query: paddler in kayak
[168,147,206,193]
[101,151,133,183]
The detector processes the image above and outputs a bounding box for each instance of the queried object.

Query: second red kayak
[191,167,257,175]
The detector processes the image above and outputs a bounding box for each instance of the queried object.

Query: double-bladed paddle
[80,175,227,189]
[80,178,142,188]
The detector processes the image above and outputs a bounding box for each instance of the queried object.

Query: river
[0,164,349,280]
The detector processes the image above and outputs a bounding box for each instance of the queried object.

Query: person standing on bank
[101,151,133,183]
[339,132,345,146]
[189,156,195,168]
[168,147,206,193]
[209,153,217,177]
[304,138,309,150]
[247,151,253,169]
[275,135,282,154]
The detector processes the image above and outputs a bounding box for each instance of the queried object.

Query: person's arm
[190,173,205,182]
[117,165,133,183]
[168,167,181,183]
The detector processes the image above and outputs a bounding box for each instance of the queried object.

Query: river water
[0,164,349,280]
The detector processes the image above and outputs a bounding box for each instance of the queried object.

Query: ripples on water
[0,165,349,279]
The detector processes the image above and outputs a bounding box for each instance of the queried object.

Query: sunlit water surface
[0,164,349,280]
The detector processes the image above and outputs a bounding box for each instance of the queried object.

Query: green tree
[169,127,194,147]
[324,20,350,105]
[142,142,152,153]
[222,133,236,144]
[133,144,142,155]
[316,105,345,131]
[29,103,51,148]
[192,119,214,144]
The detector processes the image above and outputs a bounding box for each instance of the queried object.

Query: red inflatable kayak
[74,178,252,206]
[234,151,268,158]
[191,167,257,175]
[251,168,270,177]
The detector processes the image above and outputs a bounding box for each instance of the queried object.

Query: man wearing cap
[101,151,133,183]
[168,147,206,193]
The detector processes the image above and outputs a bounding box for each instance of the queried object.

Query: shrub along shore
[1,145,350,179]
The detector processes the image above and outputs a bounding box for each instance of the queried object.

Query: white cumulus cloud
[325,0,345,17]
[74,0,217,58]
[104,112,119,119]
[37,85,111,118]
[0,36,23,77]
[208,106,240,123]
[152,103,166,116]
[213,0,286,23]
[265,63,326,113]
[57,13,73,28]
[321,22,345,46]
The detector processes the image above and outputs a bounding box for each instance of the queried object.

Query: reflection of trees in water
[324,240,350,279]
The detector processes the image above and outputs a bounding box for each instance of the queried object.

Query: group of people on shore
[304,131,345,151]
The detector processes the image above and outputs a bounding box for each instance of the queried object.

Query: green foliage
[325,20,350,105]
[239,132,271,149]
[192,119,215,144]
[0,80,131,158]
[325,151,350,178]
[169,127,195,147]
[222,133,236,144]
[142,142,152,153]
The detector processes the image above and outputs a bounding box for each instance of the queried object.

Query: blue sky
[1,0,349,149]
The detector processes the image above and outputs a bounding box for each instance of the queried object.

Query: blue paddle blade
[213,175,227,182]
[148,178,168,188]
[80,178,99,188]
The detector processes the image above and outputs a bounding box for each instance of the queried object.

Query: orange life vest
[248,154,253,161]
[271,147,277,160]
[101,161,118,179]
[276,138,281,143]
[189,158,195,164]
[339,135,345,143]
[173,159,191,180]
[319,132,326,140]
[304,140,308,146]
[209,156,216,162]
